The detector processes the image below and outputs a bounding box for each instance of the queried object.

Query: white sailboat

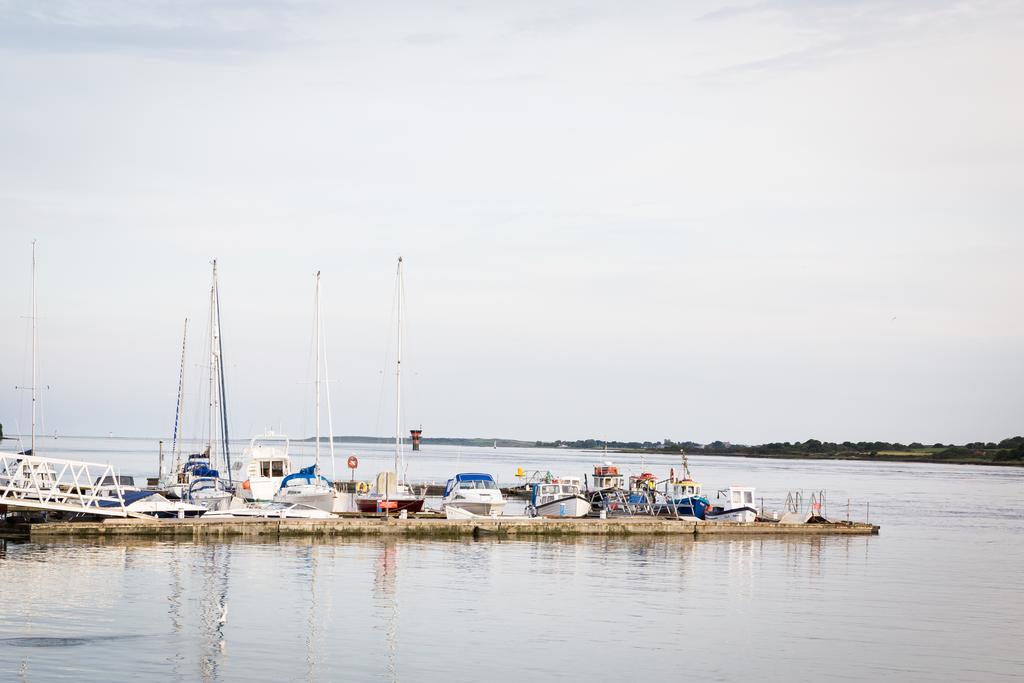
[273,271,337,513]
[356,257,426,514]
[186,260,238,512]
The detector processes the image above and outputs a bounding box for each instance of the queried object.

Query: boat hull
[704,506,757,523]
[445,501,506,517]
[242,478,283,502]
[534,495,591,518]
[274,484,336,513]
[356,495,425,514]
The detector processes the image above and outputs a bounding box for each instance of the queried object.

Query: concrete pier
[14,517,879,541]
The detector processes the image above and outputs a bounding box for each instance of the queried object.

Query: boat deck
[7,516,879,540]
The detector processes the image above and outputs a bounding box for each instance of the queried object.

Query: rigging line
[215,272,232,484]
[170,318,189,475]
[372,272,398,441]
[319,277,337,481]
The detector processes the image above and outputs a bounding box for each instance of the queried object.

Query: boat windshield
[459,480,497,490]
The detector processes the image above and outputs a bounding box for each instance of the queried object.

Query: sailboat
[356,257,426,514]
[184,260,237,511]
[273,271,337,513]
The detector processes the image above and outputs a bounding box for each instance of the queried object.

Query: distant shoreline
[613,448,1024,467]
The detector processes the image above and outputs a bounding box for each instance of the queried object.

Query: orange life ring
[242,480,251,490]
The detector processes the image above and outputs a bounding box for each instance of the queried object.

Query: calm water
[1,437,1022,681]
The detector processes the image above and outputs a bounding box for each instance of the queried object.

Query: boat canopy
[279,465,332,489]
[191,465,220,479]
[443,472,496,497]
[97,490,157,507]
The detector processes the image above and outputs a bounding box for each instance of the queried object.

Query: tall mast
[171,317,189,474]
[30,240,37,455]
[395,257,403,478]
[215,270,232,483]
[314,271,321,471]
[207,261,218,466]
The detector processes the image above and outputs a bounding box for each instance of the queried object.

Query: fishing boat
[272,272,337,513]
[658,457,710,519]
[240,431,292,502]
[589,463,625,491]
[704,486,757,522]
[441,473,506,517]
[528,476,591,518]
[356,257,426,514]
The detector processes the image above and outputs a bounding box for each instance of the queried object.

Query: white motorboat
[703,486,757,522]
[240,431,292,502]
[187,473,239,511]
[92,475,206,518]
[528,476,591,518]
[441,473,506,517]
[203,501,333,519]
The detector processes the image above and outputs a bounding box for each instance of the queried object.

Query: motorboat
[239,431,292,502]
[273,465,336,512]
[356,471,426,514]
[93,475,206,518]
[657,458,710,519]
[704,486,757,522]
[528,476,591,518]
[187,467,237,511]
[203,501,333,519]
[441,473,506,517]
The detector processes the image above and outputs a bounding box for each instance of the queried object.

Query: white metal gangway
[0,452,136,518]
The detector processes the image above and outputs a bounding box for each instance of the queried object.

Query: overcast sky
[1,1,1021,445]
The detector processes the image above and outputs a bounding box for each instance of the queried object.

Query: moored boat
[240,431,292,502]
[442,473,506,517]
[354,257,426,514]
[658,457,710,519]
[274,465,336,512]
[272,271,338,513]
[356,471,426,513]
[203,501,332,519]
[529,476,591,518]
[704,486,757,522]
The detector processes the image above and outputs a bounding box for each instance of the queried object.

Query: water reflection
[0,531,1020,681]
[374,540,399,682]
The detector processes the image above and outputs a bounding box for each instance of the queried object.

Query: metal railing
[0,453,128,517]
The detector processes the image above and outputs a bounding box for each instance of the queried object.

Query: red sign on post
[378,500,398,511]
[347,455,359,469]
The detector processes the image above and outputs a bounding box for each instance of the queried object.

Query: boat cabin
[716,486,755,509]
[591,463,624,491]
[672,479,702,497]
[530,477,583,507]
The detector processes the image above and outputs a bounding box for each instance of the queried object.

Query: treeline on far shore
[535,436,1024,465]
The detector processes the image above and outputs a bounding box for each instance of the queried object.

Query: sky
[0,0,1022,445]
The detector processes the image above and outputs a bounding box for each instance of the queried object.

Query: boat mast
[207,261,218,468]
[395,257,403,480]
[171,317,189,476]
[215,270,232,483]
[30,240,37,455]
[314,271,321,472]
